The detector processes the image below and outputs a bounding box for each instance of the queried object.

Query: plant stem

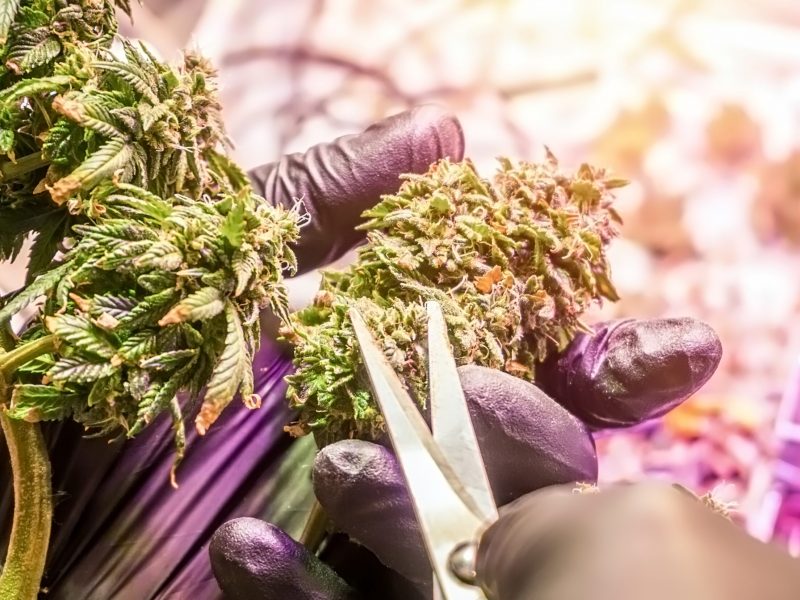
[0,335,57,599]
[299,499,330,553]
[0,413,52,600]
[0,335,56,378]
[0,153,49,182]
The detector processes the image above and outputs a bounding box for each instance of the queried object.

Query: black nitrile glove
[0,105,464,599]
[476,483,800,600]
[209,109,724,600]
[210,109,721,600]
[248,104,465,275]
[210,322,722,598]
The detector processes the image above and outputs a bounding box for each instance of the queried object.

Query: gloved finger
[248,105,464,274]
[459,365,597,505]
[479,482,800,600]
[210,518,357,600]
[312,440,432,590]
[474,483,681,600]
[475,484,582,600]
[312,366,597,588]
[535,318,722,429]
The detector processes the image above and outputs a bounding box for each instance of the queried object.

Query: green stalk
[299,500,331,553]
[0,413,52,599]
[0,153,49,182]
[0,335,57,599]
[0,335,57,378]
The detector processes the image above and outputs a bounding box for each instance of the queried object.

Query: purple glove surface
[210,519,355,600]
[249,104,464,274]
[0,106,464,599]
[536,318,722,429]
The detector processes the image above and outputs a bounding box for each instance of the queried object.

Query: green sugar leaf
[45,314,117,359]
[49,358,114,384]
[195,302,249,435]
[232,246,260,297]
[220,198,246,249]
[48,138,134,204]
[9,384,80,422]
[93,61,160,104]
[139,348,197,371]
[0,75,73,104]
[6,30,61,74]
[159,287,224,326]
[0,262,71,325]
[0,0,21,45]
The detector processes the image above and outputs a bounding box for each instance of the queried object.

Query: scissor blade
[349,307,486,599]
[426,301,498,524]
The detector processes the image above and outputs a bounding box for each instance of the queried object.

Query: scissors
[349,300,499,599]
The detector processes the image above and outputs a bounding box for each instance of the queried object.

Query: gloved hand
[476,482,800,600]
[210,317,722,599]
[0,105,464,599]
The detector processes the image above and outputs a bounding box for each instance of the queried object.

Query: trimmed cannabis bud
[0,0,300,465]
[285,155,625,444]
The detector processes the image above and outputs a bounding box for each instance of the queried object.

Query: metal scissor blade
[349,307,486,599]
[426,301,498,524]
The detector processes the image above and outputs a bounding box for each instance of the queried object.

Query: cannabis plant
[285,156,625,445]
[0,2,299,597]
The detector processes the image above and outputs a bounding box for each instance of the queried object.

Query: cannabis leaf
[196,302,250,435]
[9,385,80,422]
[93,61,159,104]
[139,348,197,371]
[49,358,114,384]
[159,287,225,326]
[26,212,68,282]
[0,75,72,103]
[220,199,246,248]
[0,262,71,323]
[130,376,181,435]
[48,139,134,204]
[5,29,61,74]
[233,246,261,296]
[0,0,21,45]
[44,315,116,359]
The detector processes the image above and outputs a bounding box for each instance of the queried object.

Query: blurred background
[4,0,800,551]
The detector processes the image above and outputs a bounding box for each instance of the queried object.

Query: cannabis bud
[0,2,303,595]
[285,155,625,444]
[0,0,300,471]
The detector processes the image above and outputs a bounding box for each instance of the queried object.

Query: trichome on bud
[0,0,300,474]
[285,155,626,445]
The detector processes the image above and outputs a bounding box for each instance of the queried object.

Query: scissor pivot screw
[448,541,478,585]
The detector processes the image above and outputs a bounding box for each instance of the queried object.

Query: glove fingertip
[403,104,465,167]
[538,317,723,429]
[312,440,432,589]
[210,518,352,600]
